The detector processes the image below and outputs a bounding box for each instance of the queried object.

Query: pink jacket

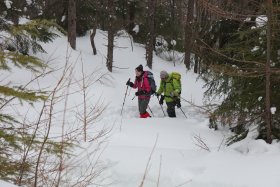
[133,71,151,99]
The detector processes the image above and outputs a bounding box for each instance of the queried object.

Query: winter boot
[140,112,151,118]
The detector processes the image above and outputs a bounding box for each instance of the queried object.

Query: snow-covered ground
[0,180,19,187]
[2,30,280,187]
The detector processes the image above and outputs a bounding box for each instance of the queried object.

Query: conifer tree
[0,12,63,183]
[195,0,280,143]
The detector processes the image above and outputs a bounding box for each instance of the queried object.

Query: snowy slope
[0,180,19,187]
[2,29,280,187]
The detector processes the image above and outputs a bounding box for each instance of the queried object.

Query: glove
[159,95,164,105]
[176,99,181,108]
[135,90,146,96]
[126,80,134,87]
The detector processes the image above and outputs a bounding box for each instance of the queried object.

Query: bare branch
[193,134,211,152]
[139,135,158,187]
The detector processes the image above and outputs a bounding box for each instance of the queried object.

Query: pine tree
[195,1,280,143]
[0,14,63,183]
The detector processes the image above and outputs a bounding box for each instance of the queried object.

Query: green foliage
[0,125,27,180]
[0,51,45,71]
[76,0,97,36]
[199,11,280,142]
[0,85,47,102]
[0,114,18,124]
[0,16,64,183]
[0,19,59,106]
[0,157,26,182]
[155,3,184,51]
[45,140,74,156]
[7,19,63,54]
[0,19,64,73]
[226,129,249,146]
[0,18,60,99]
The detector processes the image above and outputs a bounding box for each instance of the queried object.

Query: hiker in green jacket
[156,70,181,117]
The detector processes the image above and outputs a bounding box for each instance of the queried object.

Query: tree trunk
[184,0,194,70]
[107,0,114,72]
[265,0,272,144]
[170,0,176,40]
[120,0,127,27]
[90,23,97,55]
[68,0,76,50]
[96,0,106,30]
[194,55,199,73]
[177,0,184,27]
[128,1,135,36]
[146,0,156,69]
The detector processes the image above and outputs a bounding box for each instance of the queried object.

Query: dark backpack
[145,71,157,94]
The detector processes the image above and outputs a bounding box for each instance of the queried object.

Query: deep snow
[2,29,280,187]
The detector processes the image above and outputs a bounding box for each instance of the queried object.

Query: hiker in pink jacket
[126,64,152,118]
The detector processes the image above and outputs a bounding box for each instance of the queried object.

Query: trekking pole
[156,96,166,116]
[175,96,188,118]
[148,105,154,117]
[121,78,130,115]
[179,96,186,102]
[178,96,193,107]
[179,107,188,118]
[132,95,136,100]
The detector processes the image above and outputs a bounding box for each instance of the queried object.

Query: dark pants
[166,101,176,117]
[138,98,150,114]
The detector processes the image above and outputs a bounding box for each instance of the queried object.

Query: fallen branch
[193,134,210,152]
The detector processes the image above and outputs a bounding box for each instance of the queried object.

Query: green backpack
[170,72,181,93]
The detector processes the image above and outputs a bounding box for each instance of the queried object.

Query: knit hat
[160,70,168,79]
[135,64,143,72]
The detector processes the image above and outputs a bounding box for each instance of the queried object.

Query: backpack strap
[140,71,151,95]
